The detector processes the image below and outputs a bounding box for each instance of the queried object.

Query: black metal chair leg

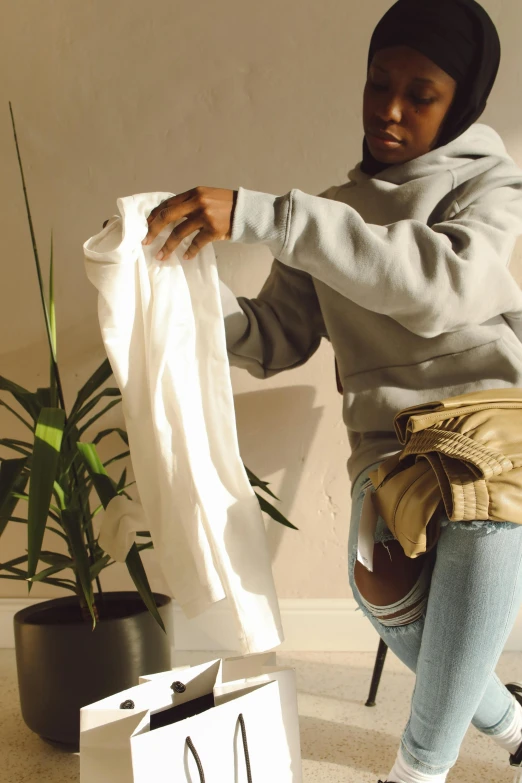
[365,638,388,706]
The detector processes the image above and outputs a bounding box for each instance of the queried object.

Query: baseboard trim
[2,597,522,652]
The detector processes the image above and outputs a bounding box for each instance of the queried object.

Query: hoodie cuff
[229,186,291,254]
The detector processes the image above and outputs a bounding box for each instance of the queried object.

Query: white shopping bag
[80,652,302,783]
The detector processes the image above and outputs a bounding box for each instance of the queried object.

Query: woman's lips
[368,132,403,149]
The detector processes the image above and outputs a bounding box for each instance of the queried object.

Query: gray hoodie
[221,123,522,484]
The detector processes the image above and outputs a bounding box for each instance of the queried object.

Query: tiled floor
[1,647,521,782]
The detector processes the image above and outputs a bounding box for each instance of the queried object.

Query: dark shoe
[505,682,522,767]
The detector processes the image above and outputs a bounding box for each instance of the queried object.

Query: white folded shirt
[83,192,284,654]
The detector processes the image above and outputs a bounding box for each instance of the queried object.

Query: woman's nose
[375,96,403,124]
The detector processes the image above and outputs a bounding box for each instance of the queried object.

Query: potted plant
[0,102,297,751]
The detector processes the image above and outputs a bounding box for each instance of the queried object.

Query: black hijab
[361,0,501,176]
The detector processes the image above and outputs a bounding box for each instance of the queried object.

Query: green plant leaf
[36,387,53,408]
[76,442,117,509]
[78,398,122,436]
[255,492,298,530]
[137,540,154,552]
[9,102,58,380]
[67,388,121,433]
[0,554,29,569]
[117,467,127,493]
[48,525,69,541]
[0,439,32,457]
[60,423,82,477]
[0,400,33,432]
[0,458,28,537]
[104,450,130,467]
[2,564,27,576]
[0,518,67,546]
[69,358,114,418]
[49,231,58,408]
[39,551,74,568]
[0,573,77,591]
[245,466,279,500]
[93,428,129,447]
[0,561,76,590]
[125,543,165,633]
[76,444,163,631]
[89,554,111,580]
[52,480,66,511]
[61,508,96,625]
[0,438,32,450]
[27,408,66,581]
[0,376,41,422]
[28,563,72,582]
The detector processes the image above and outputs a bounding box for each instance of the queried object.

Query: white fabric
[97,495,148,563]
[83,192,284,654]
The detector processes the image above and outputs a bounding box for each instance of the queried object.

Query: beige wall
[1,0,521,601]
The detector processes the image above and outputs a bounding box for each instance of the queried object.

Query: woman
[141,1,522,780]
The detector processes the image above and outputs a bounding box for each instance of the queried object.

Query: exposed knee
[353,541,432,625]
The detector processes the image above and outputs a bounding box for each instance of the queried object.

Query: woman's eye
[412,96,436,105]
[369,80,436,106]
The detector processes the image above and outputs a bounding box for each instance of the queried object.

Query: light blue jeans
[348,460,522,776]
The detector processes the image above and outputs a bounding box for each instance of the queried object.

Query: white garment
[97,495,148,563]
[83,192,284,655]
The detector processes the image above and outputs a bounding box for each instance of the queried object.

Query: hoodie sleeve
[229,179,522,339]
[219,260,327,379]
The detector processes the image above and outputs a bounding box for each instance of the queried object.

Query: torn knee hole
[353,547,431,626]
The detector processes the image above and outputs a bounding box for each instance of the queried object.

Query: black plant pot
[13,590,173,751]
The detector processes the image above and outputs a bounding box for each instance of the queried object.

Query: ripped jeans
[348,460,522,776]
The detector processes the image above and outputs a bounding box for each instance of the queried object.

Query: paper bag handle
[186,713,252,783]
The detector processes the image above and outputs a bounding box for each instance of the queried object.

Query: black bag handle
[185,712,252,783]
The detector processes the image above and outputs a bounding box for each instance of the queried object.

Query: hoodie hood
[348,123,512,186]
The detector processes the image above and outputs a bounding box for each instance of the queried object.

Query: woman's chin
[366,135,409,163]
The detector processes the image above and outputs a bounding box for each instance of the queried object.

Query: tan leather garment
[367,388,522,557]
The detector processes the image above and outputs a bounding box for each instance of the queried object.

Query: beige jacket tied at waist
[368,388,522,558]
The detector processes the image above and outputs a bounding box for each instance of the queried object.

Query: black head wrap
[361,0,501,176]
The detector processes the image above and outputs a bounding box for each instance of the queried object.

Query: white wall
[1,0,521,602]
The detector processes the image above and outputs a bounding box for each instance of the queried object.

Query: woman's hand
[142,186,238,261]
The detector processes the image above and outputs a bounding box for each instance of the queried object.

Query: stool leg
[365,638,388,707]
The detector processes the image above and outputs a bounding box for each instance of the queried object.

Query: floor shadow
[299,713,399,770]
[299,713,514,780]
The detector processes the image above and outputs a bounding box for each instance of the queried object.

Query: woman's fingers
[141,186,235,260]
[154,217,205,261]
[180,229,215,261]
[144,190,198,245]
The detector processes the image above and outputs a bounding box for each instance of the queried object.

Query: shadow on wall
[232,385,324,561]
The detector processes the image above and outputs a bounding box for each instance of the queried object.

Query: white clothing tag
[357,486,378,572]
[97,495,148,562]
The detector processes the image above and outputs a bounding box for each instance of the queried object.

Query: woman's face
[363,45,458,165]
